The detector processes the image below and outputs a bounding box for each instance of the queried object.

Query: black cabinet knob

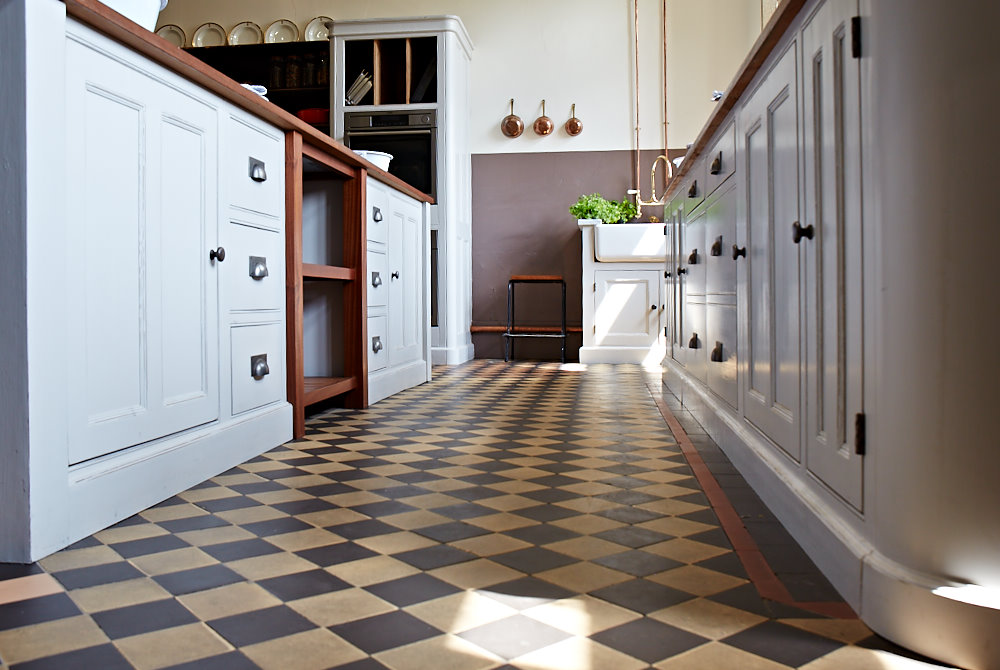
[209,247,226,262]
[793,221,815,244]
[732,244,747,260]
[710,236,723,257]
[391,271,400,280]
[677,267,688,275]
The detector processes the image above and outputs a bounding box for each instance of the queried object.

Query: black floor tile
[240,517,314,537]
[685,528,733,549]
[597,506,661,524]
[593,527,672,548]
[591,617,707,663]
[596,490,661,506]
[593,550,684,577]
[299,483,357,497]
[458,614,571,660]
[364,573,460,607]
[490,547,576,574]
[50,562,145,591]
[392,545,477,570]
[431,502,496,520]
[723,620,842,666]
[347,501,419,518]
[208,605,316,647]
[153,564,244,596]
[163,651,260,669]
[0,593,81,631]
[107,534,191,559]
[195,496,260,513]
[295,542,378,567]
[512,505,580,523]
[328,658,392,670]
[520,488,578,504]
[227,481,288,495]
[257,569,352,601]
[157,515,231,534]
[446,486,506,502]
[329,610,441,654]
[378,485,434,499]
[590,578,695,614]
[327,519,401,540]
[200,538,282,562]
[91,598,197,639]
[272,499,339,515]
[414,522,490,543]
[695,552,749,579]
[11,643,133,670]
[0,563,42,581]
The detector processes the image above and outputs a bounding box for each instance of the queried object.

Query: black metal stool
[503,275,567,363]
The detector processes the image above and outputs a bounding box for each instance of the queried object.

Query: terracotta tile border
[646,382,857,619]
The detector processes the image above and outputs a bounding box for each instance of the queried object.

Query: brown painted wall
[470,149,671,360]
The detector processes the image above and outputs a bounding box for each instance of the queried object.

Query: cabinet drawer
[231,322,284,415]
[704,121,736,196]
[367,180,389,246]
[681,213,706,296]
[367,250,388,308]
[704,185,737,296]
[227,114,284,218]
[225,222,283,312]
[706,302,738,408]
[368,315,388,372]
[682,162,707,213]
[679,298,707,383]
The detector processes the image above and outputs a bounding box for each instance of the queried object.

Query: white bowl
[352,150,393,171]
[102,0,168,32]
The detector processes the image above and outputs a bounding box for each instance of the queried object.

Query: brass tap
[628,154,673,217]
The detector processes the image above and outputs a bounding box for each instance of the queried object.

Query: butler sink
[593,223,666,262]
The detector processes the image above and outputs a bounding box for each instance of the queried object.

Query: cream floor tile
[400,493,465,510]
[511,635,648,670]
[636,498,709,516]
[779,618,873,644]
[643,538,731,564]
[299,461,355,475]
[288,587,396,627]
[632,470,695,485]
[115,623,232,670]
[68,577,171,613]
[650,598,767,640]
[247,489,312,505]
[545,536,625,560]
[536,562,632,592]
[442,455,492,466]
[93,523,167,545]
[0,574,62,606]
[560,482,618,497]
[0,616,107,665]
[242,628,367,670]
[798,645,961,670]
[562,469,616,483]
[326,555,420,587]
[415,479,474,492]
[38,545,123,573]
[128,547,219,577]
[210,473,263,487]
[139,503,209,523]
[653,641,793,670]
[176,525,256,547]
[522,594,641,636]
[214,505,288,525]
[367,464,419,477]
[298,508,369,528]
[630,458,684,471]
[505,456,554,467]
[323,490,390,507]
[647,565,747,596]
[477,494,538,512]
[430,466,486,479]
[342,477,401,491]
[404,591,519,633]
[638,517,717,538]
[355,531,437,555]
[465,513,539,532]
[176,487,239,504]
[553,497,621,514]
[375,633,504,670]
[263,527,345,552]
[429,559,524,590]
[450,533,533,557]
[381,510,453,530]
[564,458,618,470]
[551,514,624,535]
[226,552,317,581]
[484,480,546,494]
[178,582,282,621]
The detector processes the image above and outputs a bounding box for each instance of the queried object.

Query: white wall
[158,0,764,154]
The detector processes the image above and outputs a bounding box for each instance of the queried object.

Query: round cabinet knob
[792,221,815,244]
[732,244,747,260]
[650,304,657,311]
[677,267,688,275]
[209,247,226,262]
[391,271,400,280]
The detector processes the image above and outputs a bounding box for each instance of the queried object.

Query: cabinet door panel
[802,0,864,509]
[705,185,738,296]
[387,193,424,366]
[594,270,660,348]
[741,42,801,460]
[66,39,219,464]
[707,302,738,408]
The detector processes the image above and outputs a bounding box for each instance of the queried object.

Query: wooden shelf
[302,264,355,281]
[303,376,359,405]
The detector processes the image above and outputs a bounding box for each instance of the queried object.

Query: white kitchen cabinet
[594,270,662,348]
[0,2,291,562]
[739,40,802,460]
[366,179,431,404]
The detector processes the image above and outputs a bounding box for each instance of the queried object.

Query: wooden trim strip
[285,131,306,439]
[471,325,583,334]
[302,264,355,281]
[645,380,859,620]
[303,376,359,405]
[61,0,433,204]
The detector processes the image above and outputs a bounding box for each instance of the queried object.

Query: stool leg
[505,280,513,362]
[560,280,567,364]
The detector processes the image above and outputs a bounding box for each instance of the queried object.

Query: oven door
[345,128,436,199]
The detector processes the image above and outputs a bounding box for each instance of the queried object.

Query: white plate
[304,17,333,41]
[264,19,299,43]
[192,22,226,47]
[155,23,186,48]
[228,21,262,45]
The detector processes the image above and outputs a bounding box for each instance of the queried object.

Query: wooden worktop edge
[61,0,434,205]
[664,0,808,200]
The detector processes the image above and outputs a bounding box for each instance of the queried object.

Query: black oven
[343,110,437,199]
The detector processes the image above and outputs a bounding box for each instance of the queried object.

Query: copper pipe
[634,0,641,198]
[663,0,669,165]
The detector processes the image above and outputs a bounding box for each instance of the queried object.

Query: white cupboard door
[801,0,864,509]
[387,193,424,367]
[741,42,801,460]
[594,270,660,348]
[66,36,219,464]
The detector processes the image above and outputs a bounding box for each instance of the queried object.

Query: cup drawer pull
[249,157,267,182]
[249,256,268,279]
[250,353,269,380]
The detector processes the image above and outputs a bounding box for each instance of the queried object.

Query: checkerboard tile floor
[0,362,953,669]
